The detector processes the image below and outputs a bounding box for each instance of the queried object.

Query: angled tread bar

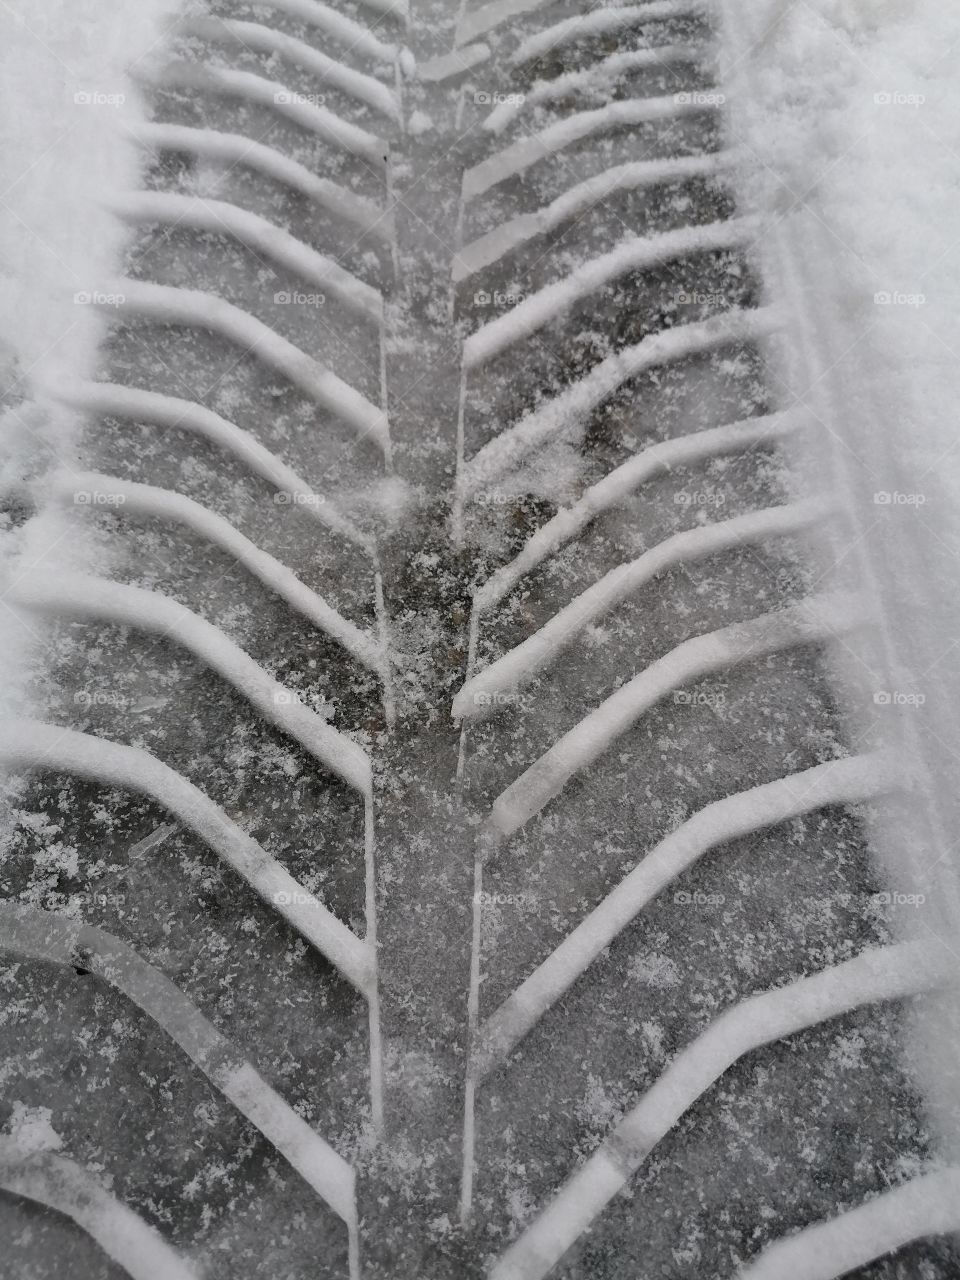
[488,942,951,1280]
[485,591,869,839]
[0,1143,198,1280]
[0,903,361,1274]
[97,279,391,458]
[131,123,391,242]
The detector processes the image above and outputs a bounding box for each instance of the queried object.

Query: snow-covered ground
[717,0,960,1156]
[0,0,182,722]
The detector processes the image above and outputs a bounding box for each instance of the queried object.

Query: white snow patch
[716,0,960,1161]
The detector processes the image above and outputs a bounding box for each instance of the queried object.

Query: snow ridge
[0,904,360,1246]
[55,471,384,678]
[472,410,800,614]
[456,497,828,719]
[0,722,373,993]
[8,572,373,796]
[474,753,894,1079]
[487,592,869,838]
[462,95,722,200]
[0,1143,198,1280]
[461,308,779,499]
[489,942,951,1280]
[97,280,391,457]
[131,124,390,240]
[463,218,755,369]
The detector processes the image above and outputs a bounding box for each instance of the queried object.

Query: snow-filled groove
[8,572,373,796]
[454,152,734,280]
[0,904,361,1259]
[455,497,830,717]
[0,1143,199,1280]
[140,61,388,168]
[97,280,392,457]
[0,722,374,996]
[462,218,755,369]
[460,308,779,499]
[472,409,801,614]
[179,16,402,121]
[109,192,383,323]
[462,95,723,201]
[458,0,696,49]
[51,381,376,554]
[471,753,895,1081]
[512,2,706,66]
[487,943,952,1280]
[485,591,869,838]
[738,1168,960,1280]
[53,472,386,679]
[130,124,392,242]
[482,43,708,133]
